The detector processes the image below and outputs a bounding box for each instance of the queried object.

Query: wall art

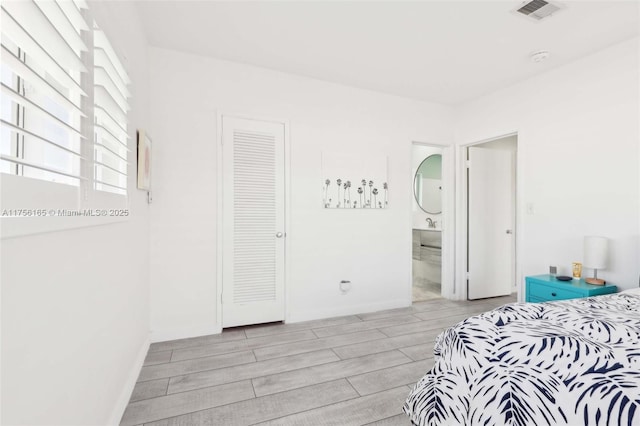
[137,130,152,191]
[321,152,388,209]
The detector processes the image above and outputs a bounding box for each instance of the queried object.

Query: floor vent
[513,0,564,21]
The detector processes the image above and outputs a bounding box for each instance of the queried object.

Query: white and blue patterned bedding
[404,293,640,426]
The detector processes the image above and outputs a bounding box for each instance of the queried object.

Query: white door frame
[216,112,292,330]
[410,141,455,301]
[455,131,523,301]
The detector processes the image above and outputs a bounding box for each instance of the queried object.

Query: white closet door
[222,116,285,327]
[467,147,513,300]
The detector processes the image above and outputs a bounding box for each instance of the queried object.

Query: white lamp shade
[584,236,608,270]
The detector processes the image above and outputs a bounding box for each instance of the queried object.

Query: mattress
[404,292,640,426]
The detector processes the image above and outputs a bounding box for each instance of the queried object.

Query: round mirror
[414,154,442,214]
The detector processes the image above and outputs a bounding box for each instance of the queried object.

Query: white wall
[148,47,454,339]
[411,145,443,229]
[455,37,640,292]
[0,2,150,425]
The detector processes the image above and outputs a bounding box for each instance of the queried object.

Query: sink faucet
[425,218,435,229]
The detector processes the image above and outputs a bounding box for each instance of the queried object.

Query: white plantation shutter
[93,22,130,196]
[0,1,133,237]
[0,0,88,185]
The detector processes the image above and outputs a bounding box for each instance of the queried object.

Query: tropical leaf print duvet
[404,292,640,426]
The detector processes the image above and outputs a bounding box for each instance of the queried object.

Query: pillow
[621,287,640,295]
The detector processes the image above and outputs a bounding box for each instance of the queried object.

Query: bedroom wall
[147,47,454,340]
[455,37,640,292]
[0,2,150,425]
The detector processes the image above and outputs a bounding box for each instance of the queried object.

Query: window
[93,21,130,196]
[1,0,132,235]
[1,0,87,186]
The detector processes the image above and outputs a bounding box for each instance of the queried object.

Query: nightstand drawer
[525,275,617,303]
[528,282,581,301]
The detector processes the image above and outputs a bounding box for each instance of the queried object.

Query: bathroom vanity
[412,229,442,293]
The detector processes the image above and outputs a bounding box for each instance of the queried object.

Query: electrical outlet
[339,280,351,294]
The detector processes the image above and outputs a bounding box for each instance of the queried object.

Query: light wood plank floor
[121,295,516,426]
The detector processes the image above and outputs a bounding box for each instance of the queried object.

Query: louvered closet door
[222,116,285,327]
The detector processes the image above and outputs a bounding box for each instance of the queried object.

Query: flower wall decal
[321,152,388,209]
[323,179,331,208]
[323,179,388,209]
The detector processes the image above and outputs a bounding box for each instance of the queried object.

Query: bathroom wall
[412,145,443,229]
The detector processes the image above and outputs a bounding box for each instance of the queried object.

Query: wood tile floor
[411,277,441,302]
[121,295,517,426]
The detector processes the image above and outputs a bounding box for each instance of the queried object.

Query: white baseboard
[150,324,223,343]
[108,336,149,425]
[287,299,411,323]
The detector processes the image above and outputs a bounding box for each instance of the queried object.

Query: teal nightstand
[525,274,617,303]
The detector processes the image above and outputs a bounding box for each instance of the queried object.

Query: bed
[404,289,640,426]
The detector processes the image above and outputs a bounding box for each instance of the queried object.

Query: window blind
[93,22,130,196]
[0,0,88,186]
[1,1,132,199]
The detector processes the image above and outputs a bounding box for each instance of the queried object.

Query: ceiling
[135,1,639,105]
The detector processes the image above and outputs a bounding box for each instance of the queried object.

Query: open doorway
[464,135,518,300]
[411,144,444,301]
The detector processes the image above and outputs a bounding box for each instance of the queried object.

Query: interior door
[467,146,513,300]
[222,116,285,327]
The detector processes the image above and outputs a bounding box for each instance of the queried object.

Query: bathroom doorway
[412,144,444,301]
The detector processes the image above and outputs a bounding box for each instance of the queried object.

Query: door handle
[276,232,284,238]
[506,230,513,234]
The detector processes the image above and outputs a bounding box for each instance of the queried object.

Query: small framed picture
[137,130,152,190]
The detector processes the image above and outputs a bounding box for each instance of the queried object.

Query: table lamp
[584,236,608,285]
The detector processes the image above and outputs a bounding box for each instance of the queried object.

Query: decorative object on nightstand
[525,274,617,303]
[584,236,608,285]
[571,262,582,280]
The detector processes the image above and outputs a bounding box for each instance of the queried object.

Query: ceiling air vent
[513,0,564,21]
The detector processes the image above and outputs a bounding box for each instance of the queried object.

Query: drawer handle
[551,292,557,297]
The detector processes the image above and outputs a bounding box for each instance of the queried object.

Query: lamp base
[585,277,606,285]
